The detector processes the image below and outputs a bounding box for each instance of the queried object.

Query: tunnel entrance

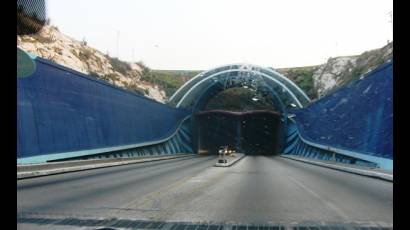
[194,110,283,155]
[168,63,310,159]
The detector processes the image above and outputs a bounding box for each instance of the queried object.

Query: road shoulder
[17,154,197,180]
[280,155,393,182]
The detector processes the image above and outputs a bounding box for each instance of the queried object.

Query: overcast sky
[47,0,392,70]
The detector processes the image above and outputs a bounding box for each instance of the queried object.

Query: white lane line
[17,155,196,179]
[289,177,350,221]
[281,156,393,181]
[188,179,205,183]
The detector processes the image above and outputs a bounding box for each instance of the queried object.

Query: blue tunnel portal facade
[17,52,392,170]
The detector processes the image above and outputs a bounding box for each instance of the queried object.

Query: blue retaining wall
[17,56,190,161]
[289,61,393,163]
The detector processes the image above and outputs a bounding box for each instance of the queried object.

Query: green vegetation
[88,71,120,83]
[107,56,131,76]
[340,48,392,86]
[78,49,93,61]
[276,66,318,99]
[140,65,201,97]
[89,71,147,96]
[71,48,95,65]
[326,43,392,94]
[290,70,317,99]
[123,83,148,96]
[205,87,277,112]
[125,86,144,95]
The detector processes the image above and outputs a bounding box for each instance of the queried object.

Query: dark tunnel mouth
[193,110,285,156]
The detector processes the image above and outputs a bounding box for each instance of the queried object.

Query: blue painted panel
[291,61,393,159]
[17,57,190,159]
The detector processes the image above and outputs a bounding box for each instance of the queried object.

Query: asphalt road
[17,155,392,227]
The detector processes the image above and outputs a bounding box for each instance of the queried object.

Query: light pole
[388,11,393,39]
[116,30,120,59]
[335,42,338,57]
[132,48,134,62]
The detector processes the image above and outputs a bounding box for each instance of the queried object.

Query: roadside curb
[17,154,197,180]
[215,154,246,167]
[280,155,393,182]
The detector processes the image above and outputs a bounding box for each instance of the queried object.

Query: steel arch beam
[175,68,304,108]
[169,63,310,106]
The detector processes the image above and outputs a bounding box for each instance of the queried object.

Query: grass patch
[143,68,200,97]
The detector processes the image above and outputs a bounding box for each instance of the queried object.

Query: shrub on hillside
[108,57,131,76]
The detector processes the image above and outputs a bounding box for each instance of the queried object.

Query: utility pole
[335,42,338,57]
[116,30,120,59]
[388,11,393,39]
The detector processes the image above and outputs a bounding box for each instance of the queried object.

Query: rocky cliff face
[312,42,392,97]
[312,56,359,97]
[277,42,393,99]
[17,25,393,102]
[17,26,166,102]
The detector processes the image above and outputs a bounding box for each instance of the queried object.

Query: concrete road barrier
[17,154,197,180]
[215,153,246,167]
[281,155,393,182]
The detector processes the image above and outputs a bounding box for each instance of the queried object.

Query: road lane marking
[188,179,205,183]
[289,177,350,221]
[281,156,393,182]
[150,168,227,220]
[114,158,232,219]
[113,157,217,216]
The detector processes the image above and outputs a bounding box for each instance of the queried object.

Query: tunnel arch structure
[168,63,311,113]
[168,64,311,156]
[168,62,392,169]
